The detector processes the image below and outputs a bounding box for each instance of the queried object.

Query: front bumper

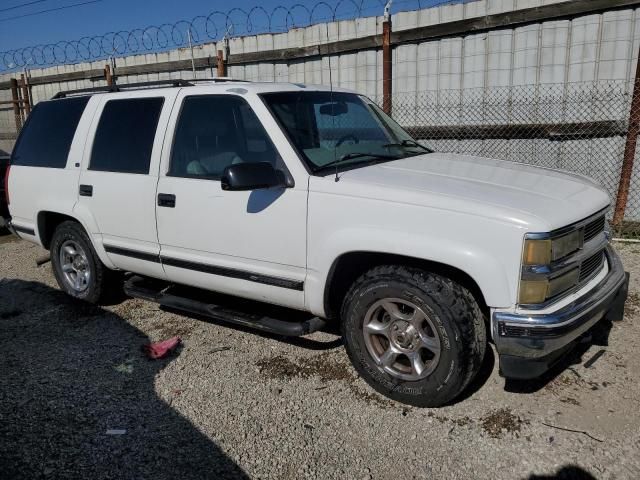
[493,245,628,379]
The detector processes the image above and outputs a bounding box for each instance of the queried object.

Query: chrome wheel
[59,240,91,293]
[363,298,441,381]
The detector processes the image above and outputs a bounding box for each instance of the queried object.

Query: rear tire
[50,221,120,304]
[341,265,486,407]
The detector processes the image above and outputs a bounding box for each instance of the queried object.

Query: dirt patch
[257,353,399,408]
[544,373,582,394]
[452,416,472,427]
[481,408,526,438]
[256,352,355,383]
[544,372,605,395]
[559,396,581,406]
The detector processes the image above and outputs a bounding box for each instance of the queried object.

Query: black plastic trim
[104,245,161,263]
[79,184,93,197]
[12,225,35,236]
[157,193,176,208]
[102,244,304,291]
[160,256,304,291]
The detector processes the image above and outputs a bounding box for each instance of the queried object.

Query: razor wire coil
[0,0,469,72]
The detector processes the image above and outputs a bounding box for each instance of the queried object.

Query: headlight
[522,239,552,265]
[552,231,581,261]
[522,231,582,266]
[547,268,580,298]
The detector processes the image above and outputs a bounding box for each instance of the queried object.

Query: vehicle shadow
[0,279,248,480]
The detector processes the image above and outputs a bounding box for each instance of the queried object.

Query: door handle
[79,184,93,197]
[157,193,176,208]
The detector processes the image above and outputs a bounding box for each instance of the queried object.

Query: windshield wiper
[383,139,432,152]
[315,152,400,172]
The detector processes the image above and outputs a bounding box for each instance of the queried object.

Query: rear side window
[90,97,164,174]
[11,97,89,168]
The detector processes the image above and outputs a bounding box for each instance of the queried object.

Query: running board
[123,276,326,337]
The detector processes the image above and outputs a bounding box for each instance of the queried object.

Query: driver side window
[169,95,282,179]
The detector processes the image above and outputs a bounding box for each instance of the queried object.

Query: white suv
[6,80,628,407]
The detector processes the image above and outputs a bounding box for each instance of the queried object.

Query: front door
[155,93,307,309]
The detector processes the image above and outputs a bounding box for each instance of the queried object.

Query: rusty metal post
[382,16,393,114]
[104,64,113,87]
[9,78,22,132]
[613,47,640,226]
[217,49,227,78]
[19,74,31,116]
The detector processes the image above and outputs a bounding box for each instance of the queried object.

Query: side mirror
[221,162,286,191]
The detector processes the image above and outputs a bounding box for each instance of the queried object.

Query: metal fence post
[104,64,113,87]
[9,78,22,132]
[382,12,393,115]
[19,73,31,116]
[217,50,227,78]
[613,46,640,226]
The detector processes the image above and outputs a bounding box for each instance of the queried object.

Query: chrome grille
[579,250,605,283]
[583,215,605,243]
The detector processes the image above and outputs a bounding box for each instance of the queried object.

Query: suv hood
[320,153,610,231]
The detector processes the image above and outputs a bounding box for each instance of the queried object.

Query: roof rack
[52,79,195,99]
[52,77,250,99]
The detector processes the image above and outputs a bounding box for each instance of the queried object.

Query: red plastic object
[143,336,181,359]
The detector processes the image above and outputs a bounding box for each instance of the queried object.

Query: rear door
[76,91,176,278]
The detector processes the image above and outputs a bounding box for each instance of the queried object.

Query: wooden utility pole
[382,3,393,114]
[613,45,640,226]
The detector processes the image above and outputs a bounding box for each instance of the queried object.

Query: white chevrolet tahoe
[5,80,628,407]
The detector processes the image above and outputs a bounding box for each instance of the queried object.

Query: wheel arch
[37,211,79,250]
[36,210,115,269]
[323,251,489,321]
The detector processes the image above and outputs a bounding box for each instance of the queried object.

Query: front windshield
[261,91,431,173]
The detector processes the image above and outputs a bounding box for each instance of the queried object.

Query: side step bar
[123,276,326,337]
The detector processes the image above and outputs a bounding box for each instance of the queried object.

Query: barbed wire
[0,0,468,72]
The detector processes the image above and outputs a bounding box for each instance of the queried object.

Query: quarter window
[11,96,89,168]
[90,97,164,174]
[169,95,282,179]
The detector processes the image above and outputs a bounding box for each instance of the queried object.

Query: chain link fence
[0,113,20,156]
[1,79,640,238]
[388,80,640,238]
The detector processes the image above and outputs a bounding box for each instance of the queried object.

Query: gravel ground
[1,232,639,479]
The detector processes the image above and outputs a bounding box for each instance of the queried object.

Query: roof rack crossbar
[52,79,194,99]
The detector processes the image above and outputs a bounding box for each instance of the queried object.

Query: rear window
[11,97,89,168]
[90,97,164,174]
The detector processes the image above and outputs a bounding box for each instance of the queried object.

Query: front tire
[50,221,117,304]
[341,265,486,407]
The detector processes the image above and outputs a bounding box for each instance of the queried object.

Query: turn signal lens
[518,279,549,304]
[522,239,552,265]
